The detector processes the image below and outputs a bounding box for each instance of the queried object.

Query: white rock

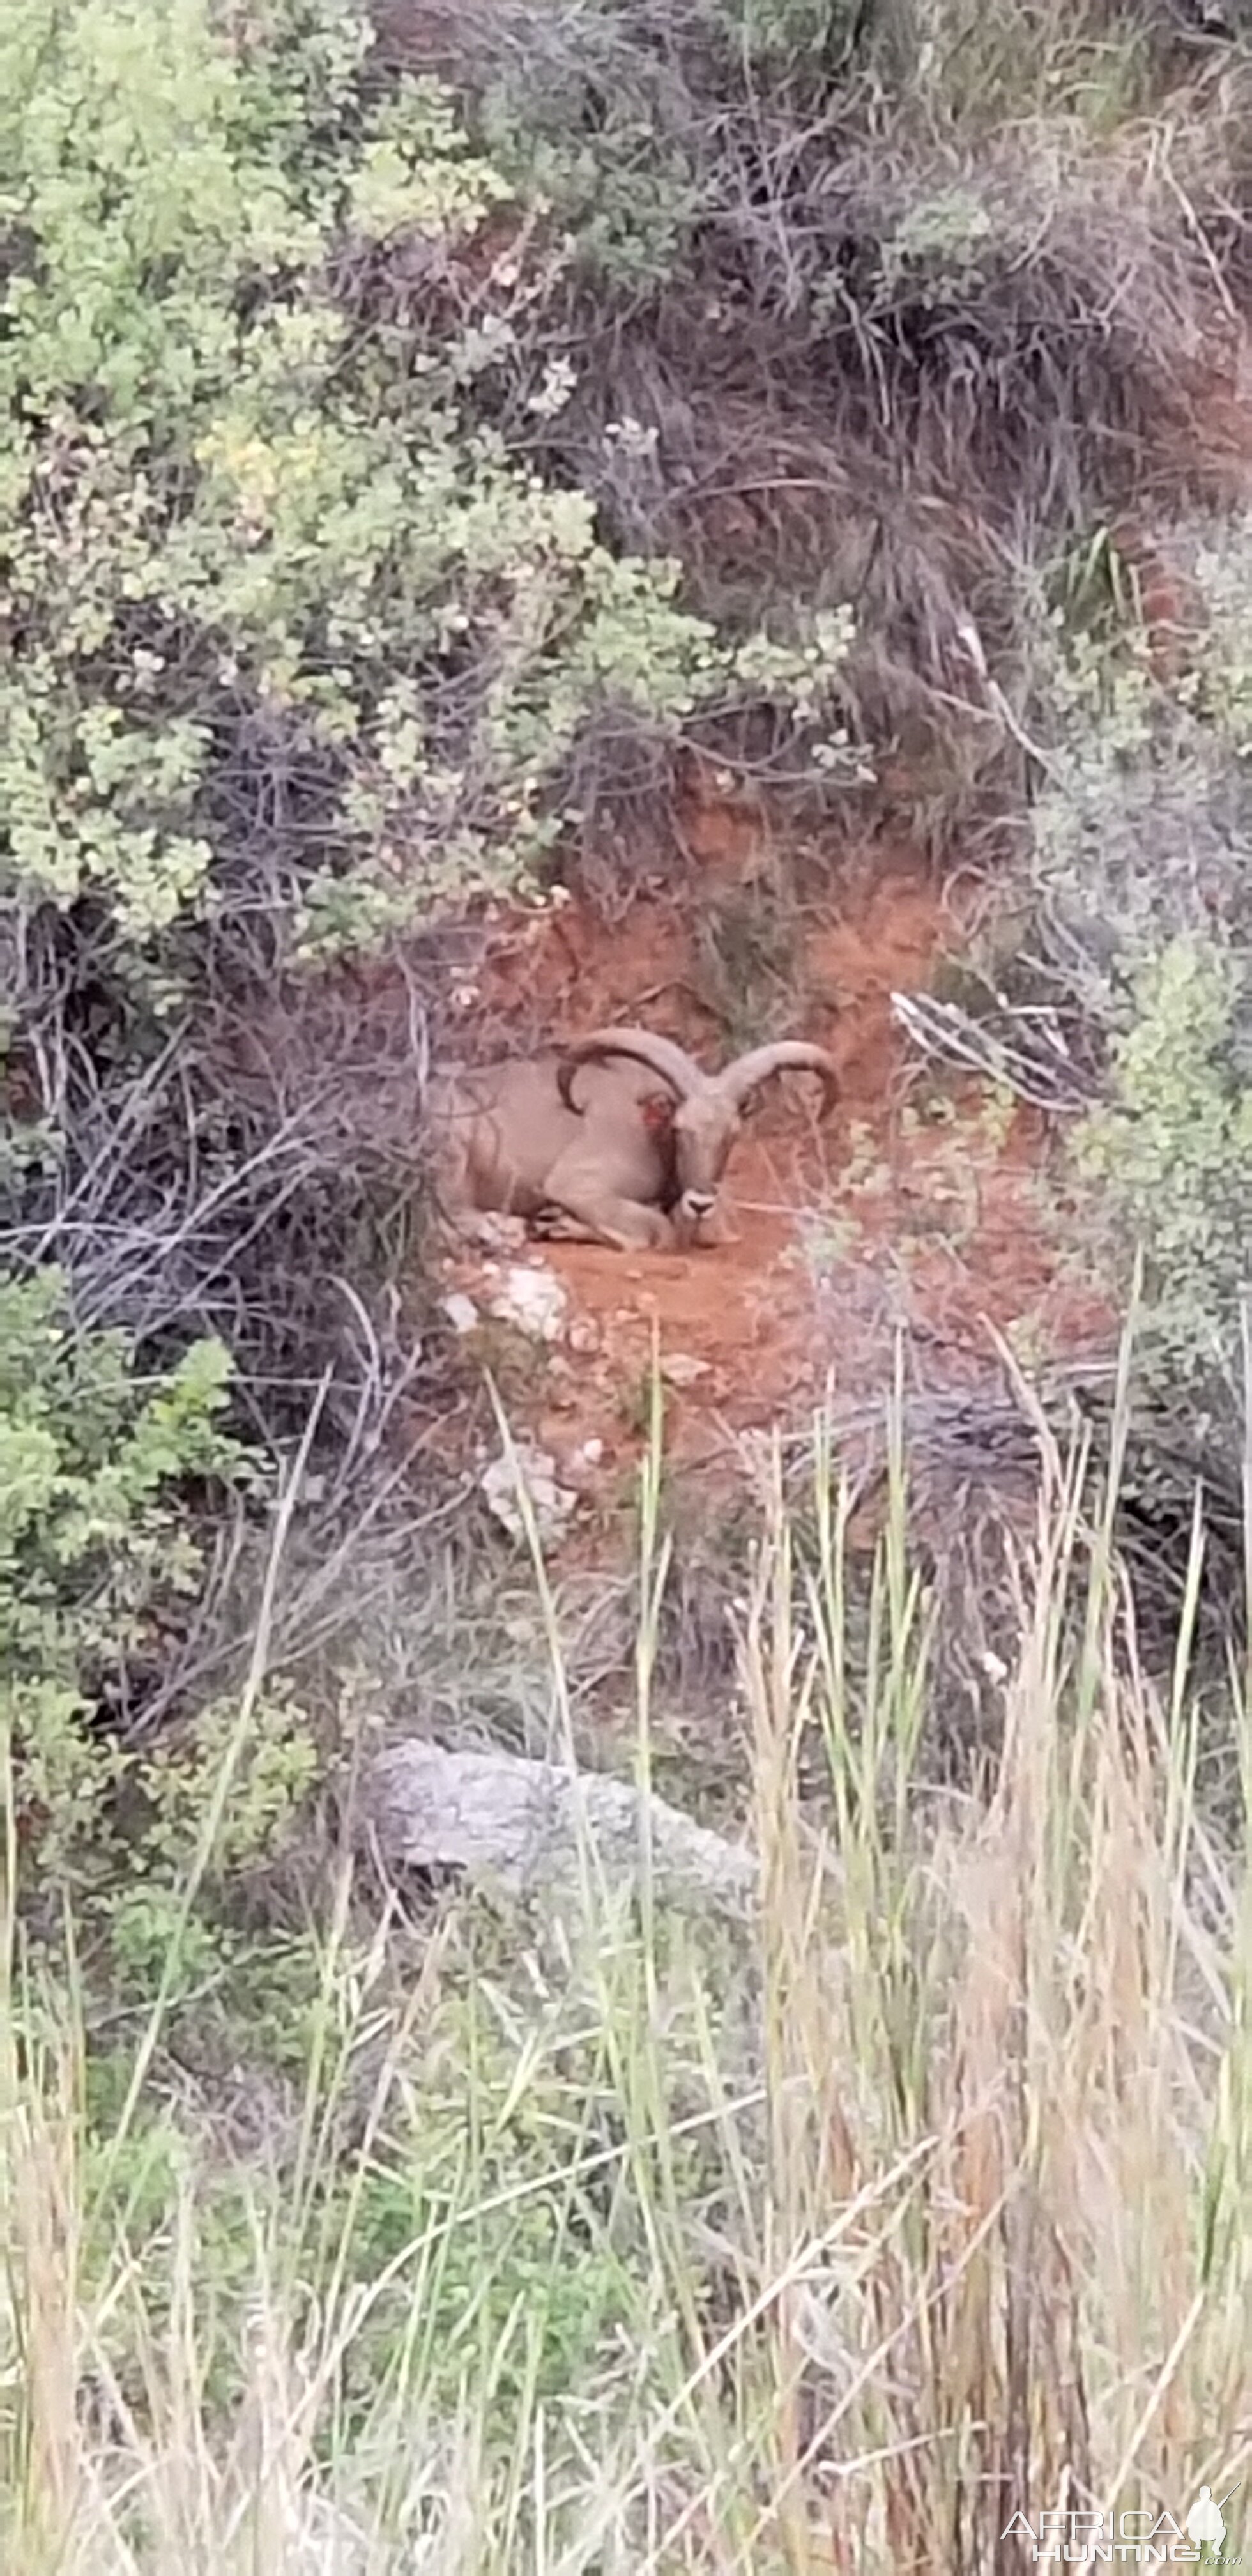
[660,1351,711,1389]
[567,1315,601,1354]
[440,1292,480,1335]
[482,1216,528,1254]
[487,1264,568,1343]
[480,1441,577,1546]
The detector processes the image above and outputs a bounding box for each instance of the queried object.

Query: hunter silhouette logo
[1187,2485,1242,2561]
[1187,2490,1226,2550]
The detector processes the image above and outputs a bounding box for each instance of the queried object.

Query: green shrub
[1076,939,1251,1407]
[0,0,848,961]
[1028,523,1252,1414]
[0,1266,247,1866]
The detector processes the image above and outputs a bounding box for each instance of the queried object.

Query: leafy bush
[1076,939,1251,1407]
[1028,519,1252,1408]
[0,0,847,965]
[1032,571,1252,965]
[0,1266,248,1865]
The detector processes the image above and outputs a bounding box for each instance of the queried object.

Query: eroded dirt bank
[432,840,1110,1516]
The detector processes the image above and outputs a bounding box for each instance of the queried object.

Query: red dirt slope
[437,852,1109,1495]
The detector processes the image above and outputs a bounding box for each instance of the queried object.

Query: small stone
[440,1292,480,1335]
[567,1316,601,1355]
[579,1436,605,1465]
[660,1352,711,1390]
[478,1214,527,1253]
[480,1441,577,1547]
[487,1264,569,1343]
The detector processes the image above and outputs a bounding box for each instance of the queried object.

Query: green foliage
[74,2064,277,2414]
[878,185,995,299]
[1034,519,1252,1409]
[0,0,846,958]
[728,0,864,62]
[477,77,703,287]
[875,0,1157,131]
[64,1902,687,2436]
[1034,518,1252,953]
[136,1681,319,1880]
[100,1883,326,2070]
[334,2016,640,2425]
[0,1265,247,1863]
[1076,939,1252,1404]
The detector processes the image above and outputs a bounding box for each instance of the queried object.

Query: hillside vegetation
[1,0,1250,2565]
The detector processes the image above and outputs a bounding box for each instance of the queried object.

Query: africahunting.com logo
[1002,2483,1242,2563]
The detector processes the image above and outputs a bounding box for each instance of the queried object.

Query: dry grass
[1,1400,1248,2572]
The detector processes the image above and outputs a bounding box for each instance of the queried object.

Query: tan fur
[427,1032,838,1254]
[426,1055,685,1250]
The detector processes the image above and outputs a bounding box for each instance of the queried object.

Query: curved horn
[715,1041,841,1117]
[556,1027,710,1114]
